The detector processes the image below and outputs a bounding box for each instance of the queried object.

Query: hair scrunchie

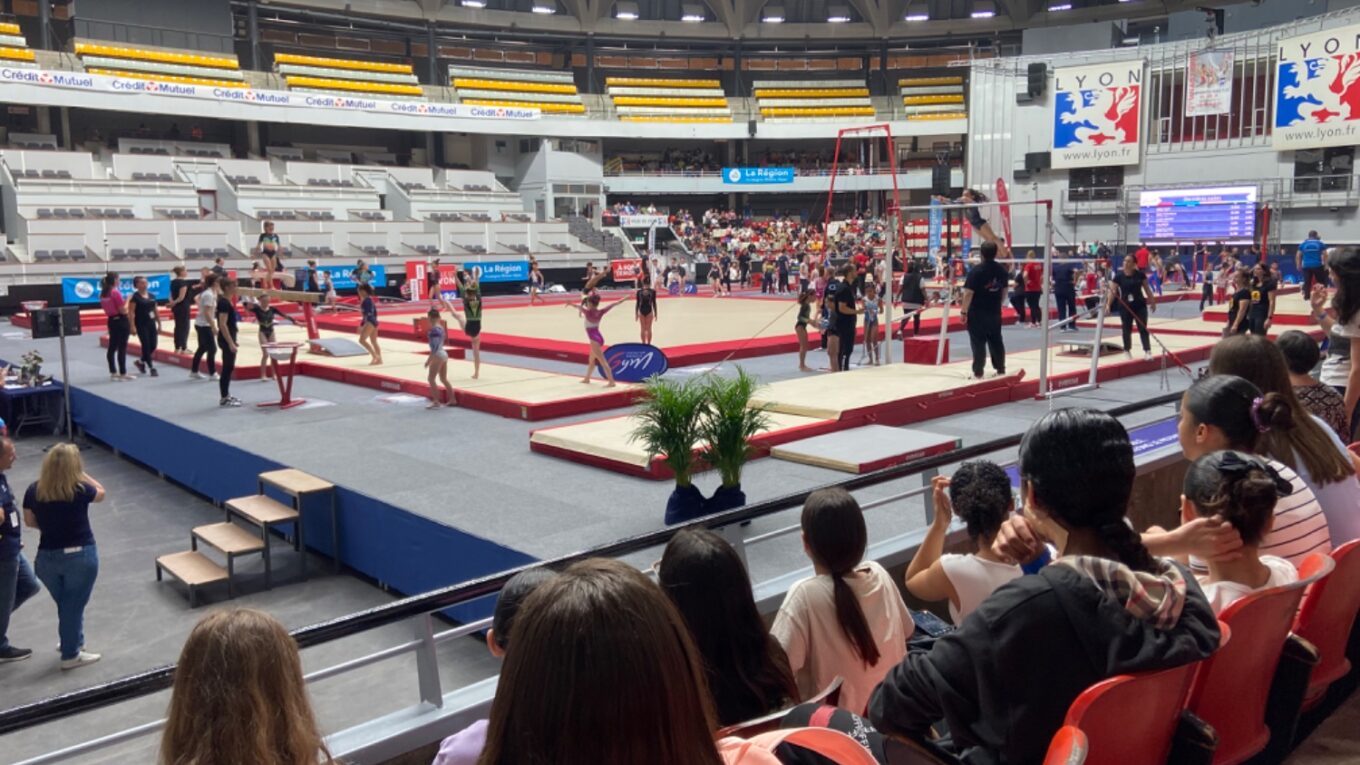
[1249,396,1272,433]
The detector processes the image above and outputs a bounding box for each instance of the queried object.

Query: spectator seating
[1043,727,1089,765]
[450,66,585,115]
[75,41,246,88]
[899,76,967,121]
[1292,540,1360,711]
[605,77,731,123]
[753,79,875,121]
[1187,556,1329,765]
[276,52,423,99]
[0,21,36,68]
[716,677,843,739]
[1059,658,1206,765]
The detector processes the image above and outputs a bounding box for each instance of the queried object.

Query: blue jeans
[35,546,98,660]
[0,551,41,651]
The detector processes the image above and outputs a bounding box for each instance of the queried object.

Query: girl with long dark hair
[658,528,800,727]
[215,279,242,407]
[1311,246,1360,439]
[870,409,1220,765]
[772,487,912,714]
[99,273,132,381]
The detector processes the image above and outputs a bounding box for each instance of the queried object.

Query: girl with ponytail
[1181,450,1299,614]
[870,409,1220,765]
[772,487,912,714]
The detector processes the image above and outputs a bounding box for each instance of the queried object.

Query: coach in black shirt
[961,242,1008,379]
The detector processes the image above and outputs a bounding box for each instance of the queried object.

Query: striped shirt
[1192,459,1332,573]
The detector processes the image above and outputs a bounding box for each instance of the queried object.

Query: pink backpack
[719,727,880,765]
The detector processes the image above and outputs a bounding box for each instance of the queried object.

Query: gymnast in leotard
[424,307,455,409]
[567,292,631,387]
[635,278,658,345]
[455,267,483,380]
[357,282,382,365]
[935,188,1008,257]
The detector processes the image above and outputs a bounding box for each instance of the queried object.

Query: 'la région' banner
[1273,23,1360,150]
[1051,60,1144,169]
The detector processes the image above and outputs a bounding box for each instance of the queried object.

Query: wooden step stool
[192,521,267,594]
[256,468,340,575]
[155,551,229,607]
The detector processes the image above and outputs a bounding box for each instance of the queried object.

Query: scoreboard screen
[1137,186,1257,243]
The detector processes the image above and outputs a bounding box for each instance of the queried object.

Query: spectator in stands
[0,436,38,664]
[190,273,219,381]
[1311,247,1360,440]
[22,443,106,669]
[870,408,1220,764]
[1278,329,1351,441]
[658,528,799,727]
[1181,450,1299,614]
[904,463,1021,625]
[130,276,161,378]
[161,609,333,765]
[216,279,243,407]
[100,273,132,382]
[772,487,912,714]
[431,569,558,765]
[167,266,195,354]
[1208,335,1360,541]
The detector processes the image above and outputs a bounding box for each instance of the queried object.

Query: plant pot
[664,484,708,525]
[705,484,746,514]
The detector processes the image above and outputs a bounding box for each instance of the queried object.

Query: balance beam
[238,287,321,340]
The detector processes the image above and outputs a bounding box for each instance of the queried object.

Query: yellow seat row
[86,68,246,88]
[906,112,967,121]
[284,75,423,96]
[902,94,965,105]
[899,76,963,87]
[75,42,238,70]
[605,77,720,88]
[619,115,732,123]
[461,99,586,114]
[760,106,876,117]
[452,78,577,95]
[0,46,34,62]
[754,88,869,98]
[0,22,19,36]
[612,96,728,108]
[275,52,412,74]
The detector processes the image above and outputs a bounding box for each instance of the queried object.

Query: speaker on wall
[1027,62,1047,98]
[748,120,757,138]
[1025,151,1051,172]
[931,163,951,196]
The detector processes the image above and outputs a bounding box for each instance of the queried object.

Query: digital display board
[1137,186,1257,242]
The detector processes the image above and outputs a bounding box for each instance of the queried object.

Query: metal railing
[0,391,1184,760]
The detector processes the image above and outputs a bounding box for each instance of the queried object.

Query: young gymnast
[244,292,288,382]
[863,282,883,366]
[935,188,1008,255]
[567,292,631,387]
[795,288,814,373]
[423,308,455,409]
[529,260,545,305]
[357,283,383,365]
[426,259,453,312]
[635,276,658,344]
[455,268,483,380]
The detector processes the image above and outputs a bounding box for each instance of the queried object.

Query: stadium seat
[1187,556,1328,765]
[899,76,967,121]
[1293,541,1360,710]
[1060,654,1208,765]
[277,52,423,99]
[1043,726,1089,765]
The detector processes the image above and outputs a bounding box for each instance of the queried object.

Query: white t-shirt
[1191,459,1331,573]
[938,553,1023,624]
[1198,556,1299,615]
[1291,417,1360,545]
[194,289,216,327]
[1320,324,1355,388]
[770,560,912,715]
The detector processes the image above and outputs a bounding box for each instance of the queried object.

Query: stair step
[193,522,266,555]
[226,494,299,525]
[156,550,229,586]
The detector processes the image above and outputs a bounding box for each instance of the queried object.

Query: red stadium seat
[716,676,843,739]
[1043,726,1089,765]
[1293,542,1359,709]
[1059,639,1211,765]
[1187,555,1328,765]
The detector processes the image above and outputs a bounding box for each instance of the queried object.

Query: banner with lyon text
[1273,23,1360,150]
[1051,60,1144,169]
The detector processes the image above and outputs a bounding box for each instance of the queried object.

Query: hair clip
[1248,396,1271,433]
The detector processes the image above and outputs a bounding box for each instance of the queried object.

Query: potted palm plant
[700,367,770,514]
[631,374,709,525]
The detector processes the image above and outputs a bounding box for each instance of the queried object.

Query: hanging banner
[995,178,1013,249]
[927,200,943,267]
[62,275,170,304]
[610,258,645,281]
[1273,23,1360,150]
[404,261,461,301]
[1186,49,1234,116]
[1051,60,1144,169]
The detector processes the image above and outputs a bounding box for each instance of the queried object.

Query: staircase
[566,215,625,260]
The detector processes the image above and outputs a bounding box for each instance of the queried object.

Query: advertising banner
[62,274,169,304]
[927,200,943,267]
[618,214,670,229]
[599,343,669,382]
[404,261,461,301]
[1051,60,1144,169]
[610,259,645,281]
[1273,23,1360,150]
[0,67,540,121]
[1186,50,1234,116]
[464,260,529,283]
[722,167,796,185]
[317,264,386,291]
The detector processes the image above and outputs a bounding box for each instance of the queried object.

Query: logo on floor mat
[600,343,669,382]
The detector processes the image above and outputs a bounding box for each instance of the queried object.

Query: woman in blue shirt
[22,443,106,669]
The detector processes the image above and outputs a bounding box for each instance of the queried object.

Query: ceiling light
[971,0,995,18]
[681,2,705,20]
[1048,2,1072,9]
[461,0,486,6]
[531,2,555,13]
[762,5,785,22]
[905,12,928,21]
[615,0,638,19]
[827,5,851,22]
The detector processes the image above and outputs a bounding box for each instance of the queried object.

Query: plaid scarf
[1055,556,1189,631]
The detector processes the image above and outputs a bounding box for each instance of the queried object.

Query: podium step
[156,551,229,607]
[226,494,299,526]
[193,522,265,555]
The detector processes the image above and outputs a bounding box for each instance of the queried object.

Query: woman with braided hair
[870,408,1220,765]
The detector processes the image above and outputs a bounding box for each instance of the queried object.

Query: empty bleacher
[899,76,967,121]
[276,52,424,100]
[752,79,875,121]
[74,41,245,88]
[0,21,36,68]
[606,77,731,123]
[450,66,585,115]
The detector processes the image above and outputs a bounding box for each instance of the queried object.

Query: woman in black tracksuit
[215,279,241,407]
[898,258,927,337]
[168,266,194,353]
[129,276,160,377]
[869,409,1219,765]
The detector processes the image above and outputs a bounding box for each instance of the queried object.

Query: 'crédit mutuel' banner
[1051,60,1144,169]
[1273,23,1360,150]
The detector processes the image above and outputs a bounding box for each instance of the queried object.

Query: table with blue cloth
[0,379,64,437]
